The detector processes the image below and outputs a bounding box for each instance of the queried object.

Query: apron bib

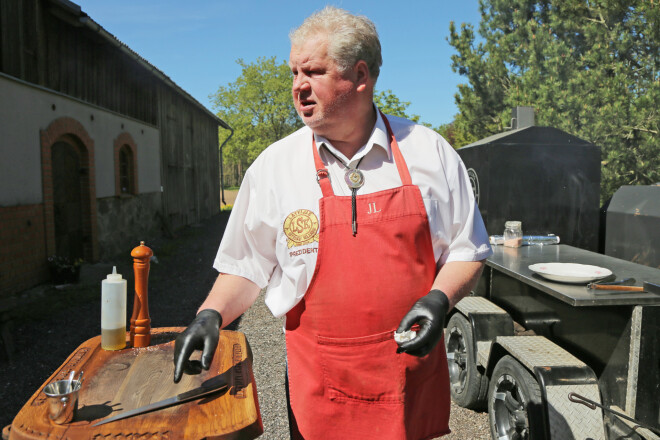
[285,113,451,439]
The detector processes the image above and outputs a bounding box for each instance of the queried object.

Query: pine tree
[449,0,659,200]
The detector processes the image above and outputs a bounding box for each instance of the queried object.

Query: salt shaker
[503,221,523,248]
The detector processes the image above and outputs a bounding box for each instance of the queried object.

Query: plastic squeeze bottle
[101,266,127,350]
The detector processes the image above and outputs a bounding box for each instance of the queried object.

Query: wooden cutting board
[6,328,263,440]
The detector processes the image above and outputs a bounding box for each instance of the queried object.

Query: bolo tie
[324,147,365,236]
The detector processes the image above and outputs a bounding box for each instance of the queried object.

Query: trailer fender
[453,296,514,368]
[486,335,606,440]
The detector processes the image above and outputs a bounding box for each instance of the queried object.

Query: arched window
[119,144,134,194]
[113,132,138,196]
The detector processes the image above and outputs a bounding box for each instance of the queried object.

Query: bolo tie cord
[351,187,358,235]
[323,147,364,236]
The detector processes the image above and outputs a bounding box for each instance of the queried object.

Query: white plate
[528,263,612,284]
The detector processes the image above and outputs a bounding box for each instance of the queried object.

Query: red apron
[285,114,451,440]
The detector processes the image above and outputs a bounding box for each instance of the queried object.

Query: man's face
[289,35,359,137]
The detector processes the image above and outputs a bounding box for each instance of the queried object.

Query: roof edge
[461,126,593,148]
[79,16,231,130]
[46,0,230,130]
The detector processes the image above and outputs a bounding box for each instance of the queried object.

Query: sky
[76,1,483,128]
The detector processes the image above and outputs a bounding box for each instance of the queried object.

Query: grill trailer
[448,245,659,439]
[451,120,660,439]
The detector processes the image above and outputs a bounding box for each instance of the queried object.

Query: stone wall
[96,192,163,261]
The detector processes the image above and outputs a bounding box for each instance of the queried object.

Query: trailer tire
[488,355,544,440]
[445,313,488,409]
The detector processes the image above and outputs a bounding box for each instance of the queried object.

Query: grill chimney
[512,106,535,129]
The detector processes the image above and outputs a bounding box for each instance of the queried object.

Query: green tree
[211,56,302,184]
[449,0,659,200]
[435,121,477,148]
[374,89,422,123]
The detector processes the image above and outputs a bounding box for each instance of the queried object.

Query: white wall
[0,74,161,205]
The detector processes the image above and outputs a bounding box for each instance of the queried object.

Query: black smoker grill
[457,124,601,251]
[603,184,660,269]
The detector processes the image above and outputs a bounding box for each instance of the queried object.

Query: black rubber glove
[173,309,222,383]
[396,289,449,357]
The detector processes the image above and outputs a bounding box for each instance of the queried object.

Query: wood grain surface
[7,328,262,440]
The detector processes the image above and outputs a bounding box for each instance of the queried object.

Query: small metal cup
[43,379,81,424]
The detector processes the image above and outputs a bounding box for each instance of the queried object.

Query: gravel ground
[1,209,489,439]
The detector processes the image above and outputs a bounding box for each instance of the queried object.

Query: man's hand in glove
[396,289,449,357]
[173,309,222,383]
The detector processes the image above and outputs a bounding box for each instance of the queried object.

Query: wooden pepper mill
[130,241,153,348]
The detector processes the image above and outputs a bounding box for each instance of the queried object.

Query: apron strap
[312,137,334,198]
[379,110,412,186]
[311,111,413,195]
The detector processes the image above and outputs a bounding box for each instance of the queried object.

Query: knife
[587,281,660,293]
[587,277,640,290]
[92,375,228,426]
[587,284,644,291]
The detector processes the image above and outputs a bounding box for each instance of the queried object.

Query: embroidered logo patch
[283,209,319,248]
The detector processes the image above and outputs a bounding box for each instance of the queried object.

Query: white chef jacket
[214,109,492,318]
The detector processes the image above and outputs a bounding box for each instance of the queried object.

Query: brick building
[0,0,230,295]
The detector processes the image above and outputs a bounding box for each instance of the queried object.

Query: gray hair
[290,6,382,80]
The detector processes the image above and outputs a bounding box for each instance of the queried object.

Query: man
[173,6,491,439]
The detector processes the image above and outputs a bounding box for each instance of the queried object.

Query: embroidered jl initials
[367,202,381,214]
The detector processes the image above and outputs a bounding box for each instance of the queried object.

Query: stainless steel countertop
[486,244,660,306]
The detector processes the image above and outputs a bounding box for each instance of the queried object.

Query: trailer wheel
[488,355,544,440]
[445,313,488,409]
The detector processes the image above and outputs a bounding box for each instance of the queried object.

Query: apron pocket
[317,330,403,404]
